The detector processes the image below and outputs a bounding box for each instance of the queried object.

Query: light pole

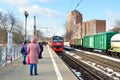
[24,11,29,41]
[34,16,36,37]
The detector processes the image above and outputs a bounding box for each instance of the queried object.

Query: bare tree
[0,11,24,44]
[12,22,24,43]
[0,12,8,43]
[7,12,17,32]
[111,19,120,33]
[36,30,44,40]
[65,30,73,41]
[0,12,8,31]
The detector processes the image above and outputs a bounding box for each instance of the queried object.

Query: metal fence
[0,44,21,66]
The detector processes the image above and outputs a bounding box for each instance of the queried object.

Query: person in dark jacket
[38,42,43,59]
[21,41,27,65]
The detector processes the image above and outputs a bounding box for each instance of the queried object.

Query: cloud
[19,5,60,18]
[1,0,60,18]
[1,0,62,36]
[2,0,30,6]
[38,0,54,2]
[0,8,7,13]
[20,5,60,36]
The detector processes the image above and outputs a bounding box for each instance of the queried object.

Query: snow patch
[71,69,84,80]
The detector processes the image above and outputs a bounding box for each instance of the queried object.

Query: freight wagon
[69,39,82,48]
[83,32,117,51]
[69,31,120,57]
[109,34,120,56]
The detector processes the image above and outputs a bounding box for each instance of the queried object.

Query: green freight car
[69,39,82,48]
[94,32,117,51]
[83,35,94,49]
[83,31,117,51]
[74,39,82,48]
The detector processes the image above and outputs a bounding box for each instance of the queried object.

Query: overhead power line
[62,0,75,25]
[67,0,75,12]
[75,0,83,9]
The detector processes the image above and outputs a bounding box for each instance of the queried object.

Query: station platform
[0,45,78,80]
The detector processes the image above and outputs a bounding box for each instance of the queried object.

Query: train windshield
[53,36,63,42]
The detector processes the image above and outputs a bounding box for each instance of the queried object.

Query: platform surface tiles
[0,45,78,80]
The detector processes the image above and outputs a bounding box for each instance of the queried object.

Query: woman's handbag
[27,55,30,65]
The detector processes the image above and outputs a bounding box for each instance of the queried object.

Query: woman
[21,41,27,65]
[27,37,40,75]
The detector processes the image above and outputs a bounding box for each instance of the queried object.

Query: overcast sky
[0,0,120,37]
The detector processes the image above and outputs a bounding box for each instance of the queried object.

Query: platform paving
[0,45,78,80]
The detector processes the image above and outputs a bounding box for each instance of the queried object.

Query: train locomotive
[69,31,120,57]
[49,36,64,52]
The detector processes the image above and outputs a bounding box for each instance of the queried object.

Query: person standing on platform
[38,42,43,59]
[21,41,27,65]
[27,37,40,75]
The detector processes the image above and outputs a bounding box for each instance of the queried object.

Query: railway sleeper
[59,52,115,80]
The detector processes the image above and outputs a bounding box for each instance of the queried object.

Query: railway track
[58,53,112,80]
[72,50,120,72]
[57,47,120,80]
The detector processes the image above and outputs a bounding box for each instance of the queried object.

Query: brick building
[66,10,106,40]
[66,10,83,39]
[82,20,106,37]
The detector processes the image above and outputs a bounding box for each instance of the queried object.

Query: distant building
[66,10,83,39]
[82,20,106,37]
[66,10,106,40]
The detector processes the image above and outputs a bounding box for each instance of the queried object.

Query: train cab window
[53,40,58,42]
[58,39,63,42]
[53,36,63,42]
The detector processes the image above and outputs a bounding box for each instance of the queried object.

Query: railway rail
[72,50,120,72]
[57,47,120,80]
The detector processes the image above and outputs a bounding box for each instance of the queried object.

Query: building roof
[71,10,81,16]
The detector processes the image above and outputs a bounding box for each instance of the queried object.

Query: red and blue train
[49,36,64,52]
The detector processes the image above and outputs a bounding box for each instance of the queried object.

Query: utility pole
[34,16,36,37]
[24,11,29,41]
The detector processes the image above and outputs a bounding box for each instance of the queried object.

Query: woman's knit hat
[31,37,37,43]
